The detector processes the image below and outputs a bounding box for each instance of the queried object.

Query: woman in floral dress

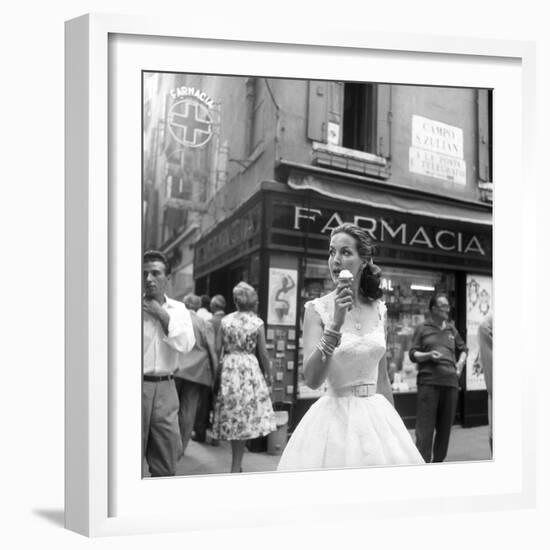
[212,281,276,472]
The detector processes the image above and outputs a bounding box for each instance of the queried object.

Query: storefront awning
[287,169,493,227]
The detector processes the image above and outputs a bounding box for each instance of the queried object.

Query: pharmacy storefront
[194,179,493,431]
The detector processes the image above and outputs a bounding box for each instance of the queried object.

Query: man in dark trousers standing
[174,294,218,453]
[409,294,468,463]
[193,294,227,444]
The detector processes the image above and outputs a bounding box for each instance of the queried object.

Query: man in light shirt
[196,294,213,322]
[143,250,195,477]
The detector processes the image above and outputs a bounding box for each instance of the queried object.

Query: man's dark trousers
[193,385,213,440]
[415,383,458,462]
[175,378,205,453]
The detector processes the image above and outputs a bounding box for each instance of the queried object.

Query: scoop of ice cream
[338,269,354,311]
[338,269,354,282]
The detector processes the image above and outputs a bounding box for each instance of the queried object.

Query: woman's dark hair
[330,223,383,301]
[359,261,383,301]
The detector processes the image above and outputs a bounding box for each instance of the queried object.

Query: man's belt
[143,374,174,382]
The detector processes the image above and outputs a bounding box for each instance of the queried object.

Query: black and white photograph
[141,72,494,478]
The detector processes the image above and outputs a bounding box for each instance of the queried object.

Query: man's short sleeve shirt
[409,321,467,387]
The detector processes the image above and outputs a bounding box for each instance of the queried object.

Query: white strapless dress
[277,292,424,471]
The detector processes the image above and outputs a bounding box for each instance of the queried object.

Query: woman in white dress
[277,223,424,471]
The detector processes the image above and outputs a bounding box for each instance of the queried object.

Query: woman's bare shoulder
[304,290,335,326]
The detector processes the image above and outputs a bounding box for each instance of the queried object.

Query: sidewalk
[175,424,492,476]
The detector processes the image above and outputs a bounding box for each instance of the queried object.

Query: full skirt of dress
[212,352,276,441]
[277,394,423,471]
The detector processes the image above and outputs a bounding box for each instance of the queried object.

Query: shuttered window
[308,80,392,161]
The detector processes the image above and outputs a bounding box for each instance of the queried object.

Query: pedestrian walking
[174,294,218,454]
[209,294,227,341]
[197,294,213,322]
[142,250,195,477]
[211,282,276,473]
[193,294,227,444]
[409,293,468,463]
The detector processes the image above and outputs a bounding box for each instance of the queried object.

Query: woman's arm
[302,306,332,389]
[377,320,394,406]
[256,325,272,384]
[204,323,218,383]
[215,322,224,357]
[303,285,351,389]
[377,353,394,406]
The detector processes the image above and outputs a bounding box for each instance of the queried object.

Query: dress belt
[144,374,174,382]
[328,383,377,398]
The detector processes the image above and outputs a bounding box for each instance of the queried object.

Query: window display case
[297,258,333,399]
[383,267,455,392]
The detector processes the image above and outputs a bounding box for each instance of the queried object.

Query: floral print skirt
[212,352,276,440]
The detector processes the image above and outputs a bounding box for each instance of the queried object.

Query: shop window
[383,267,455,393]
[297,258,333,400]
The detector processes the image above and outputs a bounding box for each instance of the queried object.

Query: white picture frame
[65,13,537,537]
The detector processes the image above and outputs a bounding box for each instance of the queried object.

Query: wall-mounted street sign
[409,115,467,185]
[167,87,215,148]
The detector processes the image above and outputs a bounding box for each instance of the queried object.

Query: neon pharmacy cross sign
[167,99,214,148]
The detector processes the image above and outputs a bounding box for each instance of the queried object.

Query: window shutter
[328,82,344,145]
[307,80,328,142]
[328,82,344,123]
[376,84,392,158]
[477,89,490,182]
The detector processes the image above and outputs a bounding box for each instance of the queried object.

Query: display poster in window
[465,274,492,390]
[267,268,297,326]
